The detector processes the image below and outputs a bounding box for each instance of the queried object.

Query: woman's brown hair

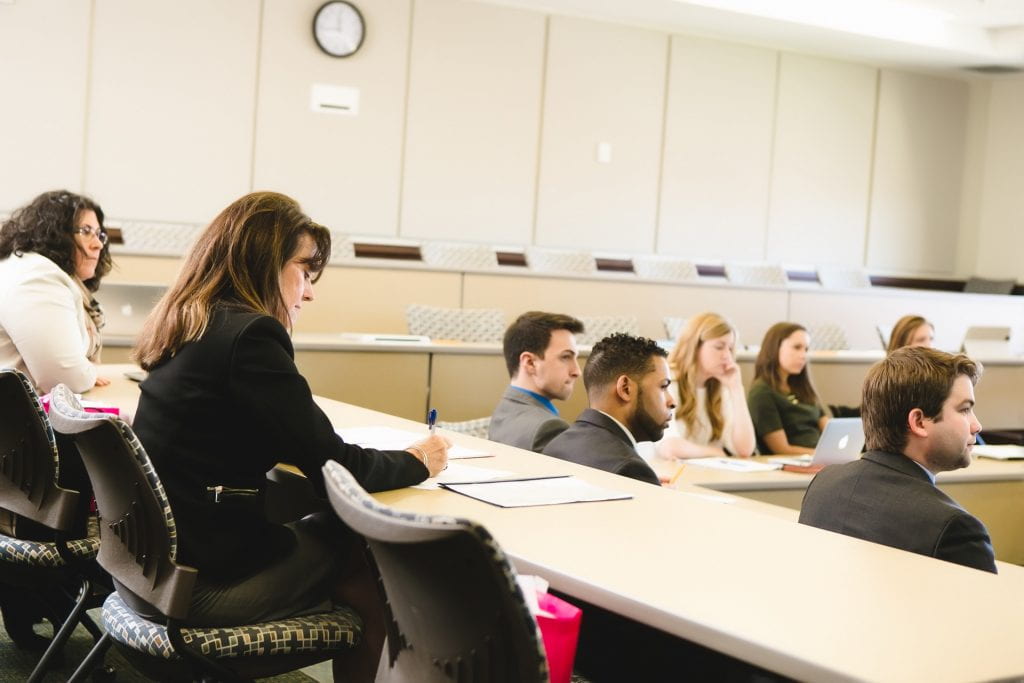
[886,315,933,354]
[134,192,330,369]
[753,322,820,406]
[669,312,736,441]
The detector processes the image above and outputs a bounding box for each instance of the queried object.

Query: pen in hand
[428,408,437,435]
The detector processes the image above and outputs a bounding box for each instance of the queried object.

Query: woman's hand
[93,376,111,387]
[406,433,451,477]
[718,361,744,391]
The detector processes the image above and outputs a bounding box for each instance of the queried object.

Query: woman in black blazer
[132,191,448,680]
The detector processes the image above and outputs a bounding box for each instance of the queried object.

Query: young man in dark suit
[799,346,997,573]
[488,311,584,452]
[543,333,675,485]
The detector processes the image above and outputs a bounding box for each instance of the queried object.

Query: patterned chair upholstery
[436,416,492,440]
[578,316,640,346]
[330,231,356,263]
[724,262,789,287]
[817,265,872,289]
[633,255,699,282]
[406,304,505,343]
[809,323,850,351]
[663,316,688,341]
[0,368,104,682]
[525,247,596,275]
[46,385,362,683]
[420,241,499,271]
[322,460,549,683]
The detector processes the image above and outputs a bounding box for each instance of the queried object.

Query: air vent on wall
[963,64,1024,74]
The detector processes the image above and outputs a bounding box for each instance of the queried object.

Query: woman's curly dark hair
[0,190,111,292]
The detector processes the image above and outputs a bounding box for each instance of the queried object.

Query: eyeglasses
[73,226,108,246]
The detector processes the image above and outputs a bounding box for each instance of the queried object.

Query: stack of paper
[336,426,491,459]
[442,476,632,508]
[683,457,782,473]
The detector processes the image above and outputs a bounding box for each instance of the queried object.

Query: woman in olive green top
[748,322,829,454]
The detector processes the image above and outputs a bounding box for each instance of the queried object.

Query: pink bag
[40,394,119,417]
[536,592,582,683]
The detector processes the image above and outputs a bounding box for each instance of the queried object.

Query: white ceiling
[485,0,1024,76]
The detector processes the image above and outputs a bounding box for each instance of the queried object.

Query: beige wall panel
[974,80,1024,280]
[535,16,667,252]
[105,255,184,285]
[85,0,259,224]
[254,0,411,236]
[293,266,462,334]
[866,71,968,275]
[766,54,875,266]
[462,273,788,344]
[0,1,90,209]
[954,80,989,278]
[658,36,776,261]
[400,0,544,244]
[294,350,429,420]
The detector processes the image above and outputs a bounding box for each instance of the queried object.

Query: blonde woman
[887,315,934,354]
[656,313,755,459]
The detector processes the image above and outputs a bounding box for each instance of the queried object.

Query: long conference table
[89,364,1024,683]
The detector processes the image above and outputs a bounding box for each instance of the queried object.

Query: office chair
[436,416,492,440]
[0,368,106,683]
[406,304,505,343]
[525,247,596,275]
[577,316,640,346]
[632,255,699,282]
[322,459,549,683]
[420,241,499,271]
[724,262,788,287]
[46,384,363,683]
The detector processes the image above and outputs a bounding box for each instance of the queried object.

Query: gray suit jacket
[488,386,570,453]
[798,450,996,573]
[542,409,660,486]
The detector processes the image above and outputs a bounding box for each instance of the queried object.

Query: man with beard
[489,311,584,452]
[543,333,674,485]
[799,346,997,573]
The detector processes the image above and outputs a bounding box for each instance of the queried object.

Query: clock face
[313,1,365,58]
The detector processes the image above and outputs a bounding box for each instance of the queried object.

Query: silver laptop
[961,326,1013,358]
[96,283,167,337]
[775,418,865,468]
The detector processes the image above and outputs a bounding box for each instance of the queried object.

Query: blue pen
[427,408,437,435]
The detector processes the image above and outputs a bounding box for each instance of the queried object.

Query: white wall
[0,0,1005,280]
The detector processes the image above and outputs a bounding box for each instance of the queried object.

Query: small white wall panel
[535,16,667,251]
[254,0,411,236]
[85,0,258,224]
[974,80,1024,280]
[658,36,776,262]
[0,0,90,210]
[866,70,968,275]
[400,0,545,244]
[766,54,875,265]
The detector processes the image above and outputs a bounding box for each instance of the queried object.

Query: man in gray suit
[543,334,675,485]
[488,311,584,452]
[799,347,996,573]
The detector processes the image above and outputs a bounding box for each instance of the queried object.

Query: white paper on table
[442,476,632,508]
[679,491,736,504]
[972,444,1024,460]
[683,457,782,473]
[412,462,518,490]
[335,425,492,459]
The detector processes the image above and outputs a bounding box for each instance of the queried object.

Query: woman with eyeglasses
[0,190,111,393]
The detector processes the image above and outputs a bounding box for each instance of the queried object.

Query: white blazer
[0,251,97,393]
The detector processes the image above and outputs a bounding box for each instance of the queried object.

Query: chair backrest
[525,247,595,275]
[663,316,688,341]
[724,262,788,287]
[817,265,872,289]
[0,368,78,532]
[330,231,356,263]
[322,460,548,683]
[435,416,491,440]
[47,384,196,620]
[406,304,504,343]
[632,255,699,282]
[420,242,498,271]
[808,323,850,351]
[577,316,640,346]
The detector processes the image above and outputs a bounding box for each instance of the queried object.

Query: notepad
[973,444,1024,460]
[442,476,632,508]
[412,462,519,490]
[683,457,782,473]
[335,426,492,459]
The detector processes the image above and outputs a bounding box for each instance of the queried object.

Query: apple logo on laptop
[838,435,849,449]
[121,304,133,317]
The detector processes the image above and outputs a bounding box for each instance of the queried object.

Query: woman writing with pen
[131,191,449,681]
